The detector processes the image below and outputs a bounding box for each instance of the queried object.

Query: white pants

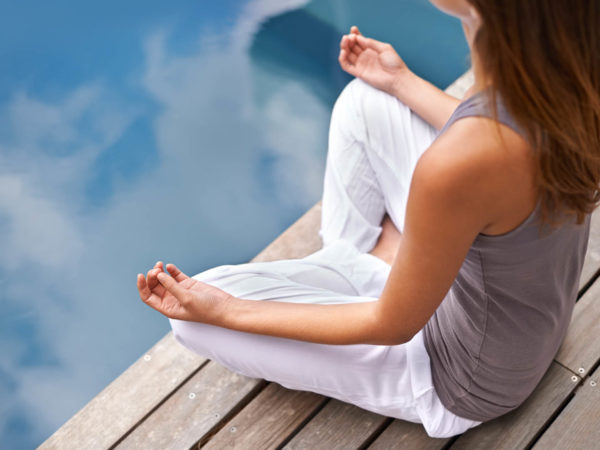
[170,79,482,438]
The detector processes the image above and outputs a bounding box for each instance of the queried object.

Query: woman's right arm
[339,27,461,130]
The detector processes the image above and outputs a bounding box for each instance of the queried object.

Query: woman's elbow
[369,324,415,346]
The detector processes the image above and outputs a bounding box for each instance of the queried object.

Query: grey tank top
[423,91,591,422]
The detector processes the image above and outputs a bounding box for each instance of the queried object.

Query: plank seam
[357,416,394,450]
[195,379,270,449]
[583,358,600,383]
[274,396,330,450]
[108,358,211,449]
[553,359,579,377]
[524,384,581,449]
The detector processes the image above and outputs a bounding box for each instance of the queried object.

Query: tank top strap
[437,90,526,139]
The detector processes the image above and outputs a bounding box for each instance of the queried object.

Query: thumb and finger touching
[355,34,389,53]
[157,272,190,304]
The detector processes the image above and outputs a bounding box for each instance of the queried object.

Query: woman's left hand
[137,262,233,323]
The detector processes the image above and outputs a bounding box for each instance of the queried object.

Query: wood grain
[116,361,265,450]
[555,277,600,375]
[282,399,388,450]
[201,383,327,449]
[39,333,206,450]
[532,365,600,449]
[449,363,580,449]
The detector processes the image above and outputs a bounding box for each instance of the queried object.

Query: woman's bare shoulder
[413,115,537,235]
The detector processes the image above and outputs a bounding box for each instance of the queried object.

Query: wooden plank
[282,399,388,450]
[202,383,327,449]
[554,277,600,376]
[39,333,206,450]
[115,361,265,450]
[532,365,600,449]
[449,362,580,449]
[368,420,450,450]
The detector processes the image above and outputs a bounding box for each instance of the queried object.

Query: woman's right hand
[338,26,411,97]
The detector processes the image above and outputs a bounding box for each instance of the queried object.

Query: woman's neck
[462,20,490,95]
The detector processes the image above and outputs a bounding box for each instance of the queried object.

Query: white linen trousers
[169,79,482,438]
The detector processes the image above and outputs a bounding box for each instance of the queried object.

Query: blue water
[0,1,468,447]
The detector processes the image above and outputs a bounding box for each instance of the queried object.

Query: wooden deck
[40,72,600,449]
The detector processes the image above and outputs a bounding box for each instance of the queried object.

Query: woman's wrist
[208,292,238,327]
[390,69,418,102]
[390,71,461,129]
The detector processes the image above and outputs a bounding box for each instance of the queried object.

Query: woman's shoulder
[416,115,537,236]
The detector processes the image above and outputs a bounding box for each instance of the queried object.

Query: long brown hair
[467,0,600,225]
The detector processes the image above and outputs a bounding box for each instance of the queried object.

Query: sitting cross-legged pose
[136,0,599,438]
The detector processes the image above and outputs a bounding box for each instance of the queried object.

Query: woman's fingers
[341,34,362,56]
[166,263,190,282]
[137,274,153,302]
[340,34,350,51]
[339,49,355,74]
[346,50,358,65]
[347,34,362,56]
[350,25,361,36]
[146,268,159,288]
[147,268,167,297]
[157,272,190,304]
[355,34,388,53]
[137,274,168,314]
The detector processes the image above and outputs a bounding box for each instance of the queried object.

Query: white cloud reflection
[1,0,331,446]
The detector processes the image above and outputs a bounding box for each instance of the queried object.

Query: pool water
[0,0,468,447]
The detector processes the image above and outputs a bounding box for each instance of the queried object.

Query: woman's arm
[138,120,500,346]
[339,27,461,130]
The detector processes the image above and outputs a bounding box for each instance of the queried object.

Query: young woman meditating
[136,0,599,438]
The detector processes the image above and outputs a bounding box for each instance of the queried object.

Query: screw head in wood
[578,367,585,374]
[591,380,597,387]
[188,392,196,400]
[571,375,579,382]
[143,354,151,361]
[230,426,237,433]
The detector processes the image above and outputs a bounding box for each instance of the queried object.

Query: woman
[136,0,598,438]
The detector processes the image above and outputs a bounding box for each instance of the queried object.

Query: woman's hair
[467,0,600,225]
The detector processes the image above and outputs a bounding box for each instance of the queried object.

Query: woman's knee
[169,318,215,360]
[170,318,193,351]
[331,79,411,150]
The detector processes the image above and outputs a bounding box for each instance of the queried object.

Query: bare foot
[369,214,402,265]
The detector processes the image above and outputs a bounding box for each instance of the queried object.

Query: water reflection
[0,0,467,447]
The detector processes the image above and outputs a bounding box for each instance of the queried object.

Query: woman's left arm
[138,122,497,345]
